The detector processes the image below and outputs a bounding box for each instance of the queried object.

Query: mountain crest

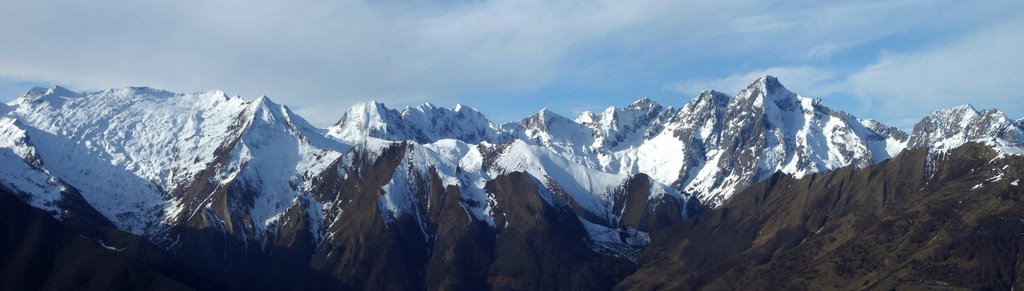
[2,79,1023,290]
[328,101,402,142]
[453,103,478,114]
[328,101,504,144]
[247,95,292,124]
[756,74,784,90]
[746,75,789,94]
[908,104,1023,150]
[25,85,77,99]
[688,90,731,108]
[522,108,571,130]
[628,97,660,110]
[936,104,981,119]
[736,75,798,107]
[16,85,81,106]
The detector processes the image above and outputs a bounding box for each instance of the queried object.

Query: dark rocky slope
[301,143,655,290]
[106,142,682,290]
[620,143,1024,290]
[0,188,218,291]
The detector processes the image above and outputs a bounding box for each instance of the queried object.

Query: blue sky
[1,0,1022,129]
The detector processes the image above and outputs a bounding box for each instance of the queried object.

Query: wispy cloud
[845,15,1024,124]
[665,13,1024,129]
[0,0,1021,126]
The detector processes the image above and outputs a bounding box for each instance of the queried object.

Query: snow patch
[580,219,650,261]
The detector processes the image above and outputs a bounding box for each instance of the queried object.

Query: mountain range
[1,76,1021,290]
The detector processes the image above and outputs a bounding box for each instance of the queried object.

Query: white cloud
[845,15,1024,125]
[665,13,1024,130]
[0,0,1020,125]
[0,0,690,124]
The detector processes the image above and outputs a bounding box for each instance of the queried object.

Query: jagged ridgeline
[1,76,1021,290]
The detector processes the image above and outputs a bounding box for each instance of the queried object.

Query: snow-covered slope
[326,76,909,207]
[675,76,907,205]
[205,95,347,234]
[3,87,250,233]
[352,137,689,236]
[547,76,909,206]
[0,116,67,215]
[327,101,509,144]
[2,86,347,235]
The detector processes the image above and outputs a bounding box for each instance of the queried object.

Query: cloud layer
[677,14,1024,128]
[1,0,1021,126]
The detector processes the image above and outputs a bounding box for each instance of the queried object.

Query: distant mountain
[907,104,1024,150]
[328,101,505,144]
[328,76,912,206]
[1,76,1021,289]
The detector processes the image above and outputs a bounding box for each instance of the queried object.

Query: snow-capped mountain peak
[751,74,793,94]
[677,90,731,117]
[907,104,1023,150]
[520,108,572,131]
[752,74,790,94]
[669,76,910,206]
[22,85,79,100]
[319,76,918,207]
[327,100,403,142]
[328,101,503,144]
[400,101,497,143]
[4,79,1022,290]
[734,75,801,112]
[628,97,660,110]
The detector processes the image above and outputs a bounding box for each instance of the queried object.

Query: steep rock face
[621,143,1024,290]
